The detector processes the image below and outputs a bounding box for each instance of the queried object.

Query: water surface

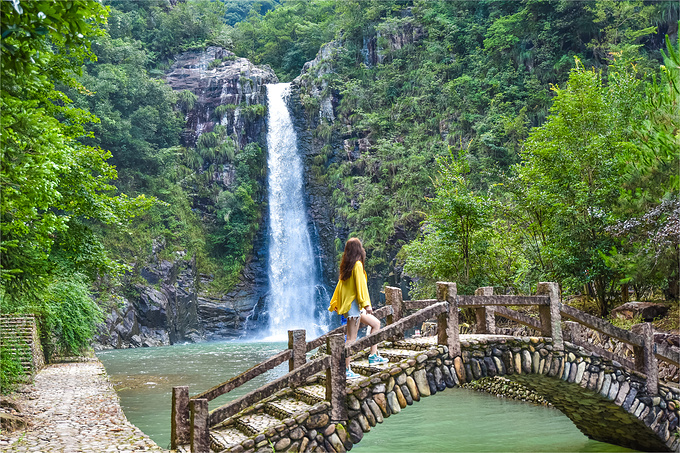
[98,341,636,452]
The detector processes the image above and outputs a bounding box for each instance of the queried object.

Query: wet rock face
[165,46,278,148]
[96,213,269,349]
[95,244,269,349]
[287,82,340,291]
[95,256,201,349]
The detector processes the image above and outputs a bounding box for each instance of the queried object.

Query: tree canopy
[1,0,155,354]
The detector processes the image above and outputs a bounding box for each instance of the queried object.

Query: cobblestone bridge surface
[1,360,164,453]
[181,335,680,453]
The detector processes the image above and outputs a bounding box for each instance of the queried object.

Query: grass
[653,301,679,332]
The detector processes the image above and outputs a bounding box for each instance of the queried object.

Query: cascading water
[265,83,327,339]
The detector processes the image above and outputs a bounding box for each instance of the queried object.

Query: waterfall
[265,83,327,339]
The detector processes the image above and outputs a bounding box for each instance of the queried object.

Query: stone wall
[218,337,680,453]
[0,315,44,377]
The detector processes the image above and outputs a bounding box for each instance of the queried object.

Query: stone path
[0,360,164,452]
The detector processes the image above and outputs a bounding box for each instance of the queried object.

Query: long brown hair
[339,238,366,281]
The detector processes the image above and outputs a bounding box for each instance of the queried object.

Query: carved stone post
[190,398,210,453]
[474,286,495,334]
[437,282,460,357]
[288,329,307,372]
[326,334,348,422]
[171,386,190,449]
[632,323,658,395]
[537,282,563,352]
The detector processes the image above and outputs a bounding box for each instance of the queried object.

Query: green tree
[514,58,644,315]
[403,145,492,297]
[1,1,154,302]
[609,33,680,300]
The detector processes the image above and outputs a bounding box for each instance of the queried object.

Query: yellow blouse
[328,261,371,315]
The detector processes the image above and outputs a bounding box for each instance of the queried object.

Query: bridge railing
[387,282,679,394]
[173,281,679,452]
[171,306,395,451]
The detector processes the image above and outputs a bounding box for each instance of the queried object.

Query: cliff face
[95,26,426,349]
[95,47,277,349]
[165,46,277,149]
[288,43,343,290]
[290,33,422,305]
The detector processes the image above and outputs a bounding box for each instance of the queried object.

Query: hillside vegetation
[228,0,679,315]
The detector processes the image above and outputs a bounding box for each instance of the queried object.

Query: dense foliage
[0,1,155,361]
[1,0,677,385]
[0,338,25,394]
[85,1,270,293]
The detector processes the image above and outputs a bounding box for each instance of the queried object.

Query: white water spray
[265,83,326,339]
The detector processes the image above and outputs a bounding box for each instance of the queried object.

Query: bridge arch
[334,336,679,453]
[190,335,678,453]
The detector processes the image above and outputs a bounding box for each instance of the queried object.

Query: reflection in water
[98,341,288,449]
[98,341,636,452]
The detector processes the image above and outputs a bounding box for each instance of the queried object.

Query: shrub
[42,274,104,360]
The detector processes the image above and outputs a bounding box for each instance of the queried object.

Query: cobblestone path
[1,360,164,452]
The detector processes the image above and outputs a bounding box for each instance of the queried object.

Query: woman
[329,238,388,379]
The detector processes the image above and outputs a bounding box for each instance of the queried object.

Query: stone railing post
[385,286,403,325]
[288,329,306,372]
[171,386,190,449]
[474,286,495,334]
[385,286,404,340]
[537,282,563,352]
[437,282,460,358]
[326,334,348,422]
[632,323,658,395]
[190,398,210,453]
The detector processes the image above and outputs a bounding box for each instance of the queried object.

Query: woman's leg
[345,317,360,368]
[360,313,381,355]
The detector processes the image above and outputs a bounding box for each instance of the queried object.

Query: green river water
[97,341,636,452]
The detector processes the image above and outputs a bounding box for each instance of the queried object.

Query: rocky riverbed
[0,360,164,452]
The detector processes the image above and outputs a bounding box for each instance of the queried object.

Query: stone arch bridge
[171,283,680,453]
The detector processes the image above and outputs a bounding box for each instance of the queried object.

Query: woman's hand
[365,306,373,315]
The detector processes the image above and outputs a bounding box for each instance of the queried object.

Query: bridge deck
[176,334,548,453]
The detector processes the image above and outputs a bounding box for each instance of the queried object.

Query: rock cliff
[95,47,277,349]
[290,27,426,303]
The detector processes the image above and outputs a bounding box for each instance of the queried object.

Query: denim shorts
[346,300,361,319]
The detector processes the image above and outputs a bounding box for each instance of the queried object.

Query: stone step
[234,412,283,437]
[393,336,438,351]
[350,362,390,376]
[210,426,251,451]
[265,396,315,419]
[294,384,326,406]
